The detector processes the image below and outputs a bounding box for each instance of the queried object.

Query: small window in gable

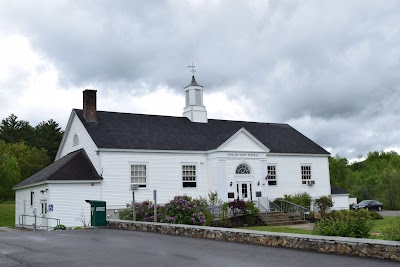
[73,134,79,146]
[236,163,251,174]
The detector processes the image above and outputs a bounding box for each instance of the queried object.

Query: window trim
[182,163,197,188]
[301,164,312,185]
[130,163,148,188]
[235,163,251,175]
[267,164,277,186]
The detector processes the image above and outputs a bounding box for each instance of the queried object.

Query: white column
[217,159,227,201]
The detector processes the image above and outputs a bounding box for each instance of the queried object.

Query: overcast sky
[0,0,399,161]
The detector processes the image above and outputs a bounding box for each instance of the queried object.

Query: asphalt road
[0,227,398,267]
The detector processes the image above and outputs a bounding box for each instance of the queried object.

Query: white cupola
[182,75,208,123]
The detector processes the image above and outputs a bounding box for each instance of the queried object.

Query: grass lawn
[372,216,400,233]
[0,203,15,227]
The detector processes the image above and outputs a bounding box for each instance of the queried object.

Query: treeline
[330,151,400,210]
[0,114,63,201]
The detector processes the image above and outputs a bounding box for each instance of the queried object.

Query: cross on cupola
[187,63,196,75]
[185,62,202,88]
[182,63,208,123]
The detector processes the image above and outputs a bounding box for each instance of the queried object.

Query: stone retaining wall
[107,219,400,261]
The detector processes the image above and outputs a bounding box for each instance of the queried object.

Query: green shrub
[204,210,214,226]
[314,210,373,238]
[282,192,311,208]
[54,224,66,230]
[315,195,333,214]
[118,207,133,220]
[243,201,260,225]
[369,211,383,220]
[219,202,231,227]
[208,191,223,207]
[245,201,260,216]
[381,218,400,241]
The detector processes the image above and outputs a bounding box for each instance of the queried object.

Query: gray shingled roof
[14,149,102,189]
[331,186,349,195]
[185,75,202,88]
[75,109,329,154]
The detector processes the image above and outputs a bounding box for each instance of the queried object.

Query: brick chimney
[83,89,97,122]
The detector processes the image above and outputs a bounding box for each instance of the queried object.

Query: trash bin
[85,200,106,227]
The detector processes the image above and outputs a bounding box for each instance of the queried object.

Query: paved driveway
[379,210,400,217]
[0,227,398,267]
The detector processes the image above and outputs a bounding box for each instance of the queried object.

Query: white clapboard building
[14,75,345,228]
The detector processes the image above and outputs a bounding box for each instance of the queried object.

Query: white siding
[100,151,209,205]
[49,183,101,227]
[216,159,227,200]
[264,155,331,200]
[331,194,350,210]
[15,184,49,228]
[219,131,267,152]
[16,183,101,228]
[205,152,330,202]
[56,112,100,172]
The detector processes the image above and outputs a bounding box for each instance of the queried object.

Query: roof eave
[13,179,103,190]
[55,110,76,161]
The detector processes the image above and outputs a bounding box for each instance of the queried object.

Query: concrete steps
[258,211,307,226]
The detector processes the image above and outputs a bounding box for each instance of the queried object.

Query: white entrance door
[237,182,253,201]
[40,200,48,228]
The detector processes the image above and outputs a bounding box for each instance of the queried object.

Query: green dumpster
[85,200,106,227]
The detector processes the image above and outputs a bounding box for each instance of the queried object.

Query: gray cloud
[1,0,400,159]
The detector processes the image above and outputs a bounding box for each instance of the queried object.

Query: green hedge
[314,210,373,238]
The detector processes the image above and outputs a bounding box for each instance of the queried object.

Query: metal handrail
[206,205,233,218]
[275,199,309,220]
[206,205,222,218]
[256,201,269,224]
[268,201,281,211]
[19,215,60,230]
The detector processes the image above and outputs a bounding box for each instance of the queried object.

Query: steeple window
[195,89,202,106]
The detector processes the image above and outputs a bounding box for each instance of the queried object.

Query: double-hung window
[131,164,147,188]
[301,165,311,184]
[267,165,277,185]
[182,165,196,187]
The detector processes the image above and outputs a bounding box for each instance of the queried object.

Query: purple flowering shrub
[119,195,207,225]
[161,195,206,225]
[119,201,160,222]
[134,201,162,222]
